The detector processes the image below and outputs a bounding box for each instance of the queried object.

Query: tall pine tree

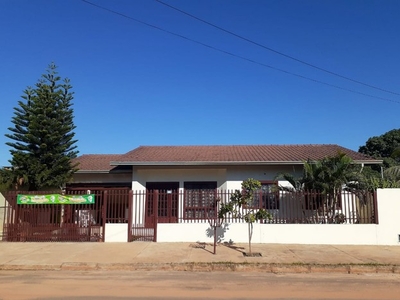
[4,63,78,190]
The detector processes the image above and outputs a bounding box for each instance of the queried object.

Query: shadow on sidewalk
[222,241,246,254]
[190,242,214,254]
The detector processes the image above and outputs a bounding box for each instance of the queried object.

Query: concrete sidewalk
[1,242,400,274]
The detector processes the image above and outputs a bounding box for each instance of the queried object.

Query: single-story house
[71,144,380,191]
[6,144,400,245]
[66,144,400,245]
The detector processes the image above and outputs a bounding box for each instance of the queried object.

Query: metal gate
[130,190,158,242]
[1,190,103,242]
[1,188,131,242]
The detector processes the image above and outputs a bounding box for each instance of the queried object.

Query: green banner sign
[17,194,95,205]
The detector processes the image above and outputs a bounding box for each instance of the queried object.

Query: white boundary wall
[105,224,128,242]
[156,189,400,245]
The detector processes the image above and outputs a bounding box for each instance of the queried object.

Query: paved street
[1,270,400,300]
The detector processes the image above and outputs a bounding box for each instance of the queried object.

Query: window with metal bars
[184,182,217,219]
[251,182,279,210]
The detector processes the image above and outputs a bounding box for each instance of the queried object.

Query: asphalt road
[1,270,400,300]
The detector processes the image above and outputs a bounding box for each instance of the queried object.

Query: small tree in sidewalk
[218,178,272,255]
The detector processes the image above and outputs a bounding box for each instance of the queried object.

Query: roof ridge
[136,144,341,147]
[77,154,122,157]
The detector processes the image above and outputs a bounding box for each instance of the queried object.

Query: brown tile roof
[74,145,381,171]
[73,154,123,172]
[112,145,379,166]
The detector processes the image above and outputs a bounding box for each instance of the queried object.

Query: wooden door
[146,182,179,224]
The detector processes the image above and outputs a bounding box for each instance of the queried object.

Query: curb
[1,262,399,274]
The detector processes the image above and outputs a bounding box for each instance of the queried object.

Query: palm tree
[383,147,400,184]
[381,167,400,187]
[350,147,400,191]
[276,159,325,222]
[277,153,359,223]
[316,153,360,222]
[276,159,325,192]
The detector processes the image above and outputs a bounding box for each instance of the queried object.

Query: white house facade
[61,144,400,246]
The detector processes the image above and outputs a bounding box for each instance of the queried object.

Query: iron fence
[1,188,132,242]
[2,190,104,242]
[1,188,379,243]
[141,189,378,224]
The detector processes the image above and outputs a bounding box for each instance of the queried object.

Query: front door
[146,182,179,224]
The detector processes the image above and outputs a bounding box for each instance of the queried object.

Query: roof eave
[111,161,303,166]
[110,160,382,166]
[74,169,132,174]
[354,160,383,164]
[75,170,111,174]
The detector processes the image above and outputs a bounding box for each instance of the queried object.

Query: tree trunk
[248,222,253,255]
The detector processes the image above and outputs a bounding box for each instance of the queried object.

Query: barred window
[252,182,279,210]
[184,182,217,219]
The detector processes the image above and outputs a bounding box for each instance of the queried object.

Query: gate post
[12,192,20,241]
[128,190,133,242]
[154,190,158,242]
[102,190,107,242]
[373,190,379,224]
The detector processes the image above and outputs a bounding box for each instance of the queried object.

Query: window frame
[183,181,217,220]
[248,181,280,210]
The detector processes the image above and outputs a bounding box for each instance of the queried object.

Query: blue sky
[1,0,399,167]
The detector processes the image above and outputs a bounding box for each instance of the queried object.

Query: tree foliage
[277,152,360,193]
[358,129,400,185]
[347,174,400,191]
[218,178,271,254]
[2,63,78,190]
[359,129,400,168]
[278,151,400,192]
[277,153,364,223]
